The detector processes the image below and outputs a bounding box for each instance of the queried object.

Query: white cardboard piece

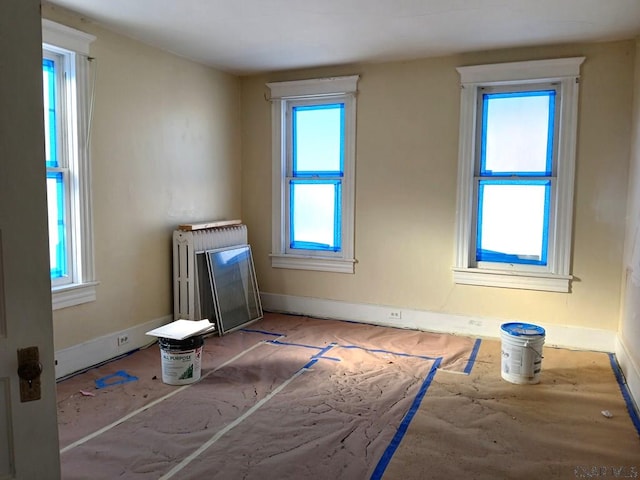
[145,319,215,340]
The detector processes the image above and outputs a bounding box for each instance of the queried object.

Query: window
[454,58,584,292]
[43,53,68,281]
[267,76,359,273]
[42,19,97,309]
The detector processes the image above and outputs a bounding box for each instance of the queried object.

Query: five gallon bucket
[500,322,545,385]
[158,335,204,385]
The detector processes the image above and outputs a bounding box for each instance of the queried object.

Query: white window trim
[43,19,98,309]
[267,75,359,274]
[453,57,584,293]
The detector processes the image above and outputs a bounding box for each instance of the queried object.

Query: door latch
[17,346,42,402]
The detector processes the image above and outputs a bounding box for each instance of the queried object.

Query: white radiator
[173,224,247,320]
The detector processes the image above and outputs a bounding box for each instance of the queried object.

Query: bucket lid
[501,322,545,337]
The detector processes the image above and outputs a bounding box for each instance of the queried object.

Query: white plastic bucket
[158,335,204,385]
[500,322,545,385]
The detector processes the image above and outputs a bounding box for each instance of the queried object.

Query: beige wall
[241,40,635,332]
[43,4,242,350]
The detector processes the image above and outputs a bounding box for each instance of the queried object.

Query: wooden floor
[56,314,640,479]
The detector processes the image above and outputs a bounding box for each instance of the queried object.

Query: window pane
[47,172,67,278]
[290,181,341,251]
[476,181,550,265]
[481,91,555,175]
[293,103,344,176]
[42,58,58,168]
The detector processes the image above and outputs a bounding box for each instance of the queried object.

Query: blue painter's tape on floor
[464,338,482,375]
[268,339,325,352]
[311,343,338,360]
[608,353,640,436]
[95,370,139,389]
[302,358,319,370]
[342,344,438,361]
[370,357,443,480]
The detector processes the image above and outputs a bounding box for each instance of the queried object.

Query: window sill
[270,254,355,274]
[52,281,99,310]
[452,268,571,293]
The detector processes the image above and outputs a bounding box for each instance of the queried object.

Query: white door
[0,0,62,478]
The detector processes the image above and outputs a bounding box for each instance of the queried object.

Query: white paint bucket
[500,322,545,385]
[158,335,204,385]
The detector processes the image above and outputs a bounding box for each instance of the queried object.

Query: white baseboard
[615,335,640,416]
[54,315,171,380]
[260,292,616,352]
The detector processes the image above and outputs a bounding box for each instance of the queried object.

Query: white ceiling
[47,0,640,75]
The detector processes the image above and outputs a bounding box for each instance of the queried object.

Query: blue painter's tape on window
[46,171,67,279]
[292,103,345,176]
[476,179,550,266]
[480,89,556,177]
[289,179,342,252]
[43,58,58,169]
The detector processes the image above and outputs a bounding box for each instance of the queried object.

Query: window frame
[453,57,584,293]
[267,75,359,273]
[43,50,73,286]
[42,19,98,309]
[474,83,559,270]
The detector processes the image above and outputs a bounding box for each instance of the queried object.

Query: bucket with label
[500,322,545,385]
[158,335,204,385]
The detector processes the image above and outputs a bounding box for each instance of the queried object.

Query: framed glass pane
[206,245,262,335]
[290,180,341,251]
[42,58,58,168]
[46,171,67,278]
[292,103,344,176]
[480,90,555,176]
[195,252,216,323]
[476,180,550,265]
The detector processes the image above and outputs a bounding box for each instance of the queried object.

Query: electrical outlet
[117,334,130,347]
[388,310,402,320]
